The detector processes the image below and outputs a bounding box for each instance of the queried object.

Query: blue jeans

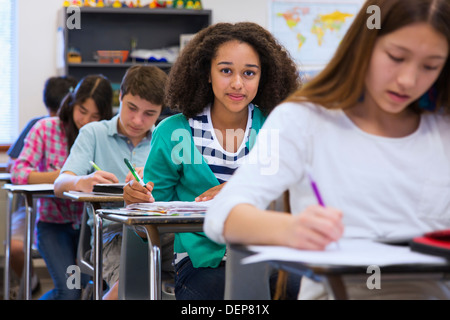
[174,257,226,300]
[174,257,301,300]
[37,221,87,300]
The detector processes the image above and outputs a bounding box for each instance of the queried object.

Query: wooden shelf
[68,61,173,68]
[76,7,212,15]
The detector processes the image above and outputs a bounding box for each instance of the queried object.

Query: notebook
[92,183,125,194]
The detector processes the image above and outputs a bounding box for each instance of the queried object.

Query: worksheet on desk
[243,239,448,267]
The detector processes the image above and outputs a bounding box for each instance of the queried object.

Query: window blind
[0,0,17,144]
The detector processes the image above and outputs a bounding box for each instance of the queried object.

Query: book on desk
[92,183,125,194]
[410,229,450,259]
[101,201,211,216]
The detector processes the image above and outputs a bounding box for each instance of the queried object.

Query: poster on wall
[268,0,363,81]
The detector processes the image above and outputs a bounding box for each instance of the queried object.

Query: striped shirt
[189,104,255,184]
[11,117,84,226]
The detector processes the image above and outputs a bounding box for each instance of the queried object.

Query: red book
[410,229,450,259]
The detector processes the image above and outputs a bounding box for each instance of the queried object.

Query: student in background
[204,0,450,299]
[7,76,77,297]
[54,65,169,300]
[11,75,113,300]
[123,22,302,300]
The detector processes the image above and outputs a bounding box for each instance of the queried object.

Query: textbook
[93,183,125,194]
[410,229,450,259]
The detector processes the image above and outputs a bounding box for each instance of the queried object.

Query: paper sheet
[243,239,448,267]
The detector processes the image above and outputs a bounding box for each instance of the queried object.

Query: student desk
[269,259,450,299]
[2,183,54,300]
[0,173,12,182]
[231,240,450,300]
[95,209,204,300]
[62,191,124,300]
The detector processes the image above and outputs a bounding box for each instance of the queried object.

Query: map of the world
[270,1,362,69]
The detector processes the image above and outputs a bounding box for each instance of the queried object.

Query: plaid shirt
[11,117,84,226]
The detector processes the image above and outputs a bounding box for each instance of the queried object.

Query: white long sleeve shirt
[204,102,450,243]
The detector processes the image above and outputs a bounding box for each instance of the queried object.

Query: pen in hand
[89,161,102,171]
[124,158,149,191]
[305,166,340,249]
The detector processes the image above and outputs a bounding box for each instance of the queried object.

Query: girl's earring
[418,86,437,111]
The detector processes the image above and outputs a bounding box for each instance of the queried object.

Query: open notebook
[102,200,212,216]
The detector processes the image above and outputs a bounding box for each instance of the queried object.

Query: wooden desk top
[96,209,204,234]
[63,191,124,203]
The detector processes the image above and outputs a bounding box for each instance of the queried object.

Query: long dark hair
[58,74,113,150]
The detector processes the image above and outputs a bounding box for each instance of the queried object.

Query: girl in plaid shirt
[11,74,113,299]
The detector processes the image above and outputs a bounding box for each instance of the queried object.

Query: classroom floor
[0,257,54,300]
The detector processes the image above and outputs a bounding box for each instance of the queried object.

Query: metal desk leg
[23,193,34,300]
[93,210,103,300]
[3,191,13,300]
[143,225,161,300]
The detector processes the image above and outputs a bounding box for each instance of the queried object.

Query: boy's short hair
[120,65,168,106]
[43,76,78,113]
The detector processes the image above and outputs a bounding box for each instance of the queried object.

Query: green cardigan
[144,107,266,268]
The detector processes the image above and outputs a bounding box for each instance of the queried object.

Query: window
[0,0,17,145]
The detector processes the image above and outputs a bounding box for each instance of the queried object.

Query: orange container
[96,50,129,64]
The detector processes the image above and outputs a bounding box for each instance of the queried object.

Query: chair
[77,204,94,276]
[224,245,273,300]
[224,193,293,300]
[118,226,175,300]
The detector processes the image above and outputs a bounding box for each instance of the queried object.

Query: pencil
[89,161,102,171]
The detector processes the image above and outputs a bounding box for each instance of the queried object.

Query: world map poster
[269,0,363,76]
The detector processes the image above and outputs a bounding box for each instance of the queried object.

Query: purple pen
[307,169,340,248]
[307,171,325,206]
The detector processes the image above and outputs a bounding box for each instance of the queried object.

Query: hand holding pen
[88,160,119,184]
[123,158,154,204]
[304,165,343,249]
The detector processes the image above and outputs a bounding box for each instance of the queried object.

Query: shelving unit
[58,7,212,83]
